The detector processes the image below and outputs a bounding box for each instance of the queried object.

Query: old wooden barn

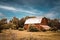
[24,17,50,30]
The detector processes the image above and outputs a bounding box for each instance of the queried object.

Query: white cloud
[0,5,17,11]
[0,5,37,14]
[0,13,5,17]
[36,16,44,18]
[0,5,59,19]
[18,9,37,14]
[44,13,54,18]
[43,12,59,19]
[35,11,59,19]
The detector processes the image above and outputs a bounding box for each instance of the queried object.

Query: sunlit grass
[0,29,60,40]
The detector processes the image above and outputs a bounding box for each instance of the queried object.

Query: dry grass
[0,29,60,40]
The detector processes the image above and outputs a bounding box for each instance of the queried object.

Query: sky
[0,0,60,20]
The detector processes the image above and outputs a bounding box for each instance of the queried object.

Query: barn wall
[24,23,42,30]
[41,17,48,25]
[35,24,41,28]
[24,24,28,30]
[24,24,50,30]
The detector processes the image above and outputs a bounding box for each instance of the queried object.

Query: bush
[41,28,46,32]
[0,30,2,33]
[18,28,24,31]
[49,27,58,31]
[0,26,4,33]
[28,25,39,32]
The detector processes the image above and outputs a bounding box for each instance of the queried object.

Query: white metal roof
[25,18,42,24]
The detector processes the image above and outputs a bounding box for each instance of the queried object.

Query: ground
[0,29,60,40]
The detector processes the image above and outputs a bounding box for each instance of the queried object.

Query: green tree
[48,18,59,31]
[0,18,7,33]
[11,17,19,29]
[19,18,25,28]
[8,23,16,29]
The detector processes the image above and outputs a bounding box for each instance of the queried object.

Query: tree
[19,18,25,28]
[48,18,59,30]
[0,18,7,33]
[0,18,7,25]
[11,17,19,29]
[8,23,16,29]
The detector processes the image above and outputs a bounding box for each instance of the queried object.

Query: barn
[24,17,50,30]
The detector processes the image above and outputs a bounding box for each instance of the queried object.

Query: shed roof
[40,25,50,30]
[25,18,42,24]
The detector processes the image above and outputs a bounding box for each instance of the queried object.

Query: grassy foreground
[0,29,60,40]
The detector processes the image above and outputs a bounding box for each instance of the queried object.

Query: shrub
[0,30,2,33]
[50,27,58,31]
[18,28,24,31]
[41,28,46,32]
[0,26,4,33]
[28,25,39,32]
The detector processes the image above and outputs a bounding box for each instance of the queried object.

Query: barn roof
[25,18,42,24]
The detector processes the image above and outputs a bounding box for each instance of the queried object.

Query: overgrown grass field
[0,29,60,40]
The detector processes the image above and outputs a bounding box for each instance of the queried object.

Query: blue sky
[0,0,60,20]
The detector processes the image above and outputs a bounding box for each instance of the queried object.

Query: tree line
[0,16,60,32]
[0,16,36,32]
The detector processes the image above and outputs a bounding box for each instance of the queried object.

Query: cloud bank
[0,0,60,19]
